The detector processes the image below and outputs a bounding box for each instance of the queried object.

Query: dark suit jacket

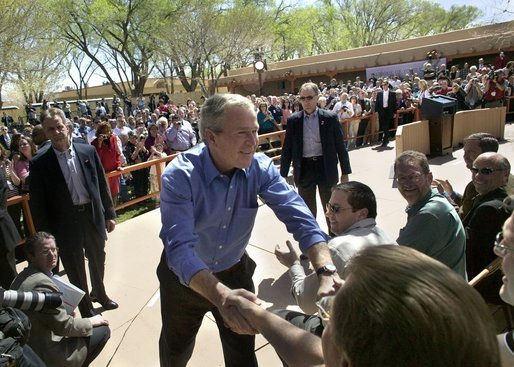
[0,170,20,255]
[462,187,510,278]
[29,142,115,244]
[280,109,351,186]
[375,90,397,118]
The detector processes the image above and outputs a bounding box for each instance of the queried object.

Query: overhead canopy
[219,20,514,86]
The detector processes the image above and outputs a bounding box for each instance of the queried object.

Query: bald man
[463,152,512,303]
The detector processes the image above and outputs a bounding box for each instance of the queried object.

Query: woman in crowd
[257,101,278,135]
[292,99,302,113]
[123,131,149,198]
[348,95,362,147]
[13,136,35,194]
[11,232,110,367]
[91,122,121,202]
[281,97,292,128]
[416,79,432,107]
[8,133,21,160]
[449,65,459,80]
[356,89,372,147]
[156,117,169,153]
[0,144,20,200]
[317,96,328,110]
[0,155,20,289]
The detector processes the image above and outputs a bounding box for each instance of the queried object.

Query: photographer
[482,69,508,108]
[464,77,484,110]
[90,122,121,203]
[165,114,197,153]
[10,232,110,367]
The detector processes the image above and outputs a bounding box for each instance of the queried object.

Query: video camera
[1,288,62,311]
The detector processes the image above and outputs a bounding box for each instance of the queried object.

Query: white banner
[366,58,447,80]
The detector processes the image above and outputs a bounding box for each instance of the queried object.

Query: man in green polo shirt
[395,150,467,279]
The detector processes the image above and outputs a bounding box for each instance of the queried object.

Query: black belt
[302,156,323,162]
[213,253,248,277]
[73,203,91,212]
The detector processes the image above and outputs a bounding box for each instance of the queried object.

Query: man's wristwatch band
[316,264,337,276]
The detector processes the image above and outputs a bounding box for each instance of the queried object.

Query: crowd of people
[0,51,512,365]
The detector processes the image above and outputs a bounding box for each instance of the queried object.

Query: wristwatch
[316,264,337,277]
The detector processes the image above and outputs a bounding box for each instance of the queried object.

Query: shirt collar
[201,144,250,185]
[342,218,377,234]
[303,108,319,119]
[52,142,74,158]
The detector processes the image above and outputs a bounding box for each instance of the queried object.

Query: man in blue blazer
[29,108,118,317]
[280,82,352,223]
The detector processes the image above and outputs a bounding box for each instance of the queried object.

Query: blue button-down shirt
[160,143,328,285]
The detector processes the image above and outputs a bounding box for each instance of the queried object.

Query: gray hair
[199,94,254,140]
[299,82,320,96]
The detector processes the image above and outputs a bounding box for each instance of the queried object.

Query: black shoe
[100,299,119,310]
[89,293,98,303]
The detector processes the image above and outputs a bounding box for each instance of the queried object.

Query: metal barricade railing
[105,152,179,211]
[339,112,378,145]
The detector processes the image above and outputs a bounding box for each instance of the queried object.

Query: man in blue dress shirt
[157,93,339,367]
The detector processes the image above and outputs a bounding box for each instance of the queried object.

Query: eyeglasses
[395,172,425,184]
[470,167,504,175]
[494,231,514,256]
[326,202,353,214]
[299,96,316,101]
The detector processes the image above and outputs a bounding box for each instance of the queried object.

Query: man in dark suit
[29,108,118,317]
[375,80,397,147]
[280,82,352,221]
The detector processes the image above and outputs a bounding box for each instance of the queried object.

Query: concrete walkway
[62,123,514,366]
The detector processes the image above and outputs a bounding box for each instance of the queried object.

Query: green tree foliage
[157,0,270,95]
[319,0,479,48]
[53,0,182,98]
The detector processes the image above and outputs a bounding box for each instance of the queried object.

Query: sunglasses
[299,96,316,101]
[326,202,353,214]
[470,167,504,175]
[494,231,514,255]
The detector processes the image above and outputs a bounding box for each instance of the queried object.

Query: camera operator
[482,69,508,108]
[10,232,110,367]
[464,77,484,110]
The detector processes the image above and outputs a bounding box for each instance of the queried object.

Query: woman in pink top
[281,97,292,128]
[13,136,36,193]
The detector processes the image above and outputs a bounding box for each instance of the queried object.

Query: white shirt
[54,143,90,205]
[333,100,354,119]
[288,218,397,314]
[383,90,389,108]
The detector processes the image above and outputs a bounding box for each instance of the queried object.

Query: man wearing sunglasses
[280,82,351,222]
[273,181,395,330]
[434,132,514,218]
[462,152,511,303]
